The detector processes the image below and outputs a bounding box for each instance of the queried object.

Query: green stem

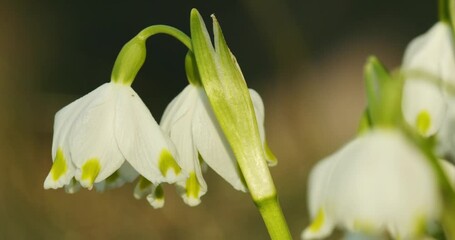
[443,200,455,239]
[137,25,192,50]
[439,0,450,23]
[407,129,455,239]
[111,25,192,85]
[451,0,455,36]
[256,196,293,240]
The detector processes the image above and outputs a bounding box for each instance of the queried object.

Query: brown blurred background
[0,0,437,239]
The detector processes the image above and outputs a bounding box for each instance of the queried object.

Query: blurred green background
[0,0,437,239]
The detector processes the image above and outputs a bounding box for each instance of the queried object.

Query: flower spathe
[401,22,455,137]
[302,129,455,239]
[44,81,184,190]
[160,84,276,206]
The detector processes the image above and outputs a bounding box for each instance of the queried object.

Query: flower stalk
[189,8,291,239]
[439,0,450,23]
[111,25,191,85]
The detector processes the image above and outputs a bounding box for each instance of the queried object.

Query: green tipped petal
[158,149,182,177]
[264,141,278,166]
[146,184,165,209]
[178,171,202,207]
[186,172,201,200]
[309,208,326,233]
[416,110,432,136]
[50,148,68,181]
[80,158,101,188]
[134,176,153,199]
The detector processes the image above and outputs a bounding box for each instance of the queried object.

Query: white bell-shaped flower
[402,22,455,136]
[63,162,140,194]
[44,82,185,190]
[302,129,455,239]
[160,84,276,206]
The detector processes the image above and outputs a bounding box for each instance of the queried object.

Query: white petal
[322,130,440,238]
[302,157,337,239]
[134,176,153,199]
[45,83,107,189]
[301,207,335,240]
[161,86,199,172]
[68,83,125,189]
[160,85,193,131]
[146,184,165,209]
[94,162,139,192]
[133,177,165,208]
[192,87,247,192]
[64,178,81,194]
[401,22,455,136]
[402,80,446,136]
[342,232,384,240]
[114,84,183,185]
[161,85,207,205]
[249,89,277,165]
[403,22,455,86]
[307,156,336,219]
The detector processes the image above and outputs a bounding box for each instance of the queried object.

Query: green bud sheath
[190,8,274,201]
[111,36,146,86]
[364,56,403,128]
[189,8,291,240]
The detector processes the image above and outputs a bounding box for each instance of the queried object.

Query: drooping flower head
[401,22,455,137]
[302,129,449,239]
[302,56,455,239]
[44,36,185,191]
[160,83,274,206]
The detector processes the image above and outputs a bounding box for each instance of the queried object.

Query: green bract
[364,56,403,128]
[190,9,275,201]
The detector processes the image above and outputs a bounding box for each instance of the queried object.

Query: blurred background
[0,0,438,239]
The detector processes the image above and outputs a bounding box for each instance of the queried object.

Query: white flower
[44,82,184,190]
[160,84,276,206]
[301,129,455,239]
[63,162,140,194]
[402,22,455,137]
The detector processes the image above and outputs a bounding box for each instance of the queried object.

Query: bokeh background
[0,0,438,239]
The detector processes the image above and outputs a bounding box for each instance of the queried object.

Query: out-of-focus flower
[402,22,455,137]
[302,129,455,239]
[44,82,184,190]
[159,83,275,206]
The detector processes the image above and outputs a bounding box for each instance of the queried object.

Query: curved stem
[137,25,192,50]
[111,25,192,85]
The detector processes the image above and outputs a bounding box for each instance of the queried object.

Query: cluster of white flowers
[43,79,273,207]
[302,21,455,239]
